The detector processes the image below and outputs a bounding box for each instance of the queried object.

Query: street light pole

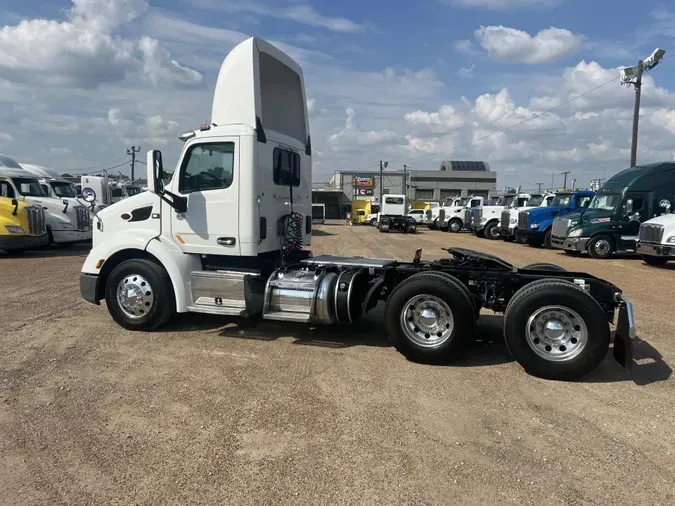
[630,60,644,168]
[403,164,409,198]
[379,160,388,205]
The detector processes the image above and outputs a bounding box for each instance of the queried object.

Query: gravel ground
[1,224,674,505]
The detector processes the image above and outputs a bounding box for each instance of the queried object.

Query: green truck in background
[551,162,675,259]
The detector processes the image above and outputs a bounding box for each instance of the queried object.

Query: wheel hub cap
[116,274,154,318]
[525,306,588,362]
[595,240,610,255]
[401,295,454,348]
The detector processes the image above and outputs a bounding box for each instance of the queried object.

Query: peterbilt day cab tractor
[79,37,636,382]
[518,190,595,249]
[378,194,416,233]
[0,195,48,254]
[433,196,483,232]
[472,193,530,240]
[551,163,675,259]
[0,156,91,246]
[311,203,325,225]
[498,193,555,242]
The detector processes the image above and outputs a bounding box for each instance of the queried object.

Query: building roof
[439,161,490,172]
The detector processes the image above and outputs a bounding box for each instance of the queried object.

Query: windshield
[515,197,529,207]
[51,181,78,198]
[527,196,544,207]
[551,194,572,207]
[125,186,141,196]
[458,198,469,206]
[500,195,515,207]
[385,197,404,205]
[589,193,621,211]
[13,177,46,197]
[371,204,380,214]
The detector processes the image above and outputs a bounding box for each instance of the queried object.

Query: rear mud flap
[613,298,636,372]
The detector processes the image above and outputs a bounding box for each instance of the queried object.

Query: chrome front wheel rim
[116,274,154,319]
[594,239,611,256]
[525,305,588,362]
[401,294,454,347]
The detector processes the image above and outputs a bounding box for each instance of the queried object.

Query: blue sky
[0,0,674,188]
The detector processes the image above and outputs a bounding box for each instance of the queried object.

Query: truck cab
[519,190,594,248]
[636,203,675,266]
[498,193,555,242]
[472,192,528,239]
[436,195,482,232]
[0,156,91,245]
[311,203,325,225]
[551,163,675,259]
[0,194,48,254]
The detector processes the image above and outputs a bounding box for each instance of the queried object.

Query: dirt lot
[1,224,674,505]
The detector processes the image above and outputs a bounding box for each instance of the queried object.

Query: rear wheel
[504,280,610,380]
[587,235,614,259]
[521,263,566,271]
[641,255,669,266]
[385,272,475,363]
[484,221,500,240]
[105,259,176,331]
[544,229,553,249]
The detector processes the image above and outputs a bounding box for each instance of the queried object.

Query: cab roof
[603,162,675,191]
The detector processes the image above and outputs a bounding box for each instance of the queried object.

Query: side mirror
[11,198,18,216]
[81,187,97,203]
[147,150,164,194]
[624,199,633,216]
[659,199,672,214]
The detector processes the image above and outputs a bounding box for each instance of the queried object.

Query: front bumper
[471,223,485,232]
[636,242,675,257]
[550,236,589,252]
[0,233,50,252]
[498,226,514,238]
[51,229,92,244]
[80,273,101,305]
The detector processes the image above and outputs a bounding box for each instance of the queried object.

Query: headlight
[5,226,24,234]
[481,217,487,223]
[667,236,675,244]
[568,229,583,237]
[530,223,539,230]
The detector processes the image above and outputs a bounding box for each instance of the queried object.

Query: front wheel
[385,272,475,364]
[370,218,377,226]
[544,229,553,249]
[641,255,669,266]
[448,220,462,233]
[504,279,610,380]
[587,235,615,259]
[473,228,485,239]
[564,250,581,256]
[484,221,500,240]
[105,259,176,331]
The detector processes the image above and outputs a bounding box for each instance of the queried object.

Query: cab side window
[576,196,592,208]
[180,142,235,193]
[0,181,14,198]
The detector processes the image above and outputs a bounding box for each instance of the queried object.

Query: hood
[641,215,675,227]
[528,205,564,220]
[576,209,613,224]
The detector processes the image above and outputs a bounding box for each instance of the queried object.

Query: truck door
[617,193,649,251]
[170,139,240,255]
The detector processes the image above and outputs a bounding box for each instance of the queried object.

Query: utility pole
[379,160,388,204]
[560,171,571,189]
[403,164,409,198]
[127,145,141,181]
[551,171,555,189]
[536,182,544,192]
[620,48,666,167]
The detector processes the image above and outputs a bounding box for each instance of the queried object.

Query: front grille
[501,210,510,227]
[551,217,570,238]
[463,209,470,224]
[639,223,664,243]
[472,208,482,225]
[518,210,528,230]
[438,209,446,222]
[75,206,91,231]
[26,206,47,236]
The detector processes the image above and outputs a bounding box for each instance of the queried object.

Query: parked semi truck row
[471,192,530,239]
[79,37,636,382]
[498,193,555,242]
[0,195,48,254]
[551,163,675,259]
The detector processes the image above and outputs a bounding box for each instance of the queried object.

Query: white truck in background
[76,36,637,382]
[498,192,555,242]
[378,194,416,233]
[435,195,483,233]
[81,174,144,207]
[311,203,325,224]
[636,200,675,266]
[471,192,530,239]
[0,156,91,245]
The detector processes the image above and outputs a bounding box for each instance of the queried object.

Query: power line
[69,155,129,173]
[80,160,132,176]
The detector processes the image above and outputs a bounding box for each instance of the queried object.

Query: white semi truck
[636,200,675,266]
[311,203,325,225]
[0,156,91,245]
[471,192,530,239]
[78,37,636,381]
[378,194,416,233]
[435,195,483,232]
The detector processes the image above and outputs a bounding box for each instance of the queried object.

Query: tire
[370,218,377,226]
[564,250,581,256]
[504,280,610,381]
[521,263,567,271]
[105,259,176,331]
[527,238,543,247]
[544,229,553,249]
[385,272,475,363]
[502,235,515,243]
[474,229,485,239]
[484,221,500,240]
[448,219,462,233]
[587,235,615,259]
[641,255,669,266]
[5,249,26,256]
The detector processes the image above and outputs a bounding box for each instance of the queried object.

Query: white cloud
[458,65,476,79]
[404,105,465,133]
[440,0,561,9]
[50,147,72,155]
[650,109,675,134]
[108,108,132,129]
[0,132,14,143]
[0,0,201,89]
[474,25,582,64]
[328,108,403,151]
[284,4,363,33]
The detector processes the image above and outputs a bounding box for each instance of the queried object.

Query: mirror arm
[160,190,187,213]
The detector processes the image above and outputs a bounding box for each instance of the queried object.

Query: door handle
[217,237,236,246]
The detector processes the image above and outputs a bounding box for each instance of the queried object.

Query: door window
[575,195,592,208]
[273,147,300,187]
[0,181,14,198]
[180,142,235,193]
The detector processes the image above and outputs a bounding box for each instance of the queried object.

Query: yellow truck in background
[351,199,372,225]
[410,201,430,211]
[0,196,49,254]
